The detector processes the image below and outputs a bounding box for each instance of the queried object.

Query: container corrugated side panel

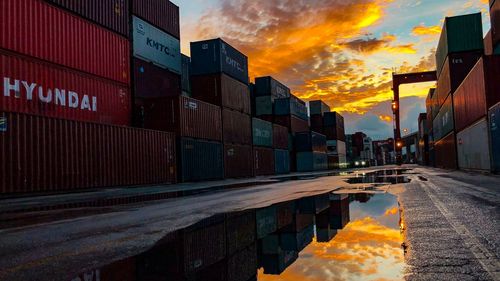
[252,118,274,147]
[44,0,129,37]
[0,112,176,194]
[485,30,493,55]
[223,109,252,145]
[133,57,181,98]
[179,138,223,182]
[224,144,253,178]
[492,0,500,46]
[484,56,500,108]
[132,0,180,39]
[255,96,273,116]
[274,149,290,174]
[1,51,131,125]
[453,58,487,132]
[0,0,130,84]
[457,118,491,171]
[489,103,500,173]
[434,132,457,169]
[255,76,291,98]
[177,97,223,141]
[254,147,275,176]
[433,95,454,141]
[273,124,289,149]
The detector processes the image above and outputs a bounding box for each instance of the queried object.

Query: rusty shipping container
[44,0,130,37]
[132,0,180,39]
[222,109,252,145]
[0,0,130,85]
[254,147,275,176]
[133,58,181,98]
[436,51,482,107]
[134,96,222,141]
[1,51,130,125]
[0,112,176,194]
[485,30,494,55]
[191,74,252,114]
[434,132,458,170]
[274,115,309,134]
[492,0,500,46]
[224,144,254,178]
[273,124,289,149]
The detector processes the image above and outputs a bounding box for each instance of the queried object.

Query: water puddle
[71,193,404,281]
[346,169,411,185]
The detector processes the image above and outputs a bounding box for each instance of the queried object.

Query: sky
[171,0,491,140]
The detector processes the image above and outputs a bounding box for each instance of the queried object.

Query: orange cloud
[412,24,441,36]
[342,34,416,54]
[379,115,393,123]
[384,207,399,216]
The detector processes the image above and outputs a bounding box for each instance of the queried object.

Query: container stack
[190,38,253,179]
[181,54,192,97]
[254,77,291,123]
[253,118,275,176]
[417,113,429,166]
[324,112,347,169]
[294,131,328,172]
[274,124,292,174]
[433,13,484,170]
[491,0,500,54]
[425,89,437,167]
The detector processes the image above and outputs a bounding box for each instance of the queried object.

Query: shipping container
[309,100,330,116]
[254,76,291,98]
[329,194,350,229]
[280,224,314,252]
[254,147,275,176]
[132,16,181,75]
[430,88,440,121]
[274,115,309,134]
[224,144,254,178]
[253,118,274,147]
[260,250,298,275]
[256,206,277,239]
[222,109,252,145]
[44,0,129,37]
[297,194,330,214]
[485,30,493,56]
[310,115,323,129]
[326,140,346,155]
[0,0,130,84]
[273,124,289,149]
[132,0,180,39]
[274,149,291,175]
[436,13,484,75]
[457,118,491,171]
[191,73,251,114]
[134,96,223,141]
[280,212,314,234]
[323,112,346,141]
[0,51,130,125]
[0,112,176,194]
[426,88,435,126]
[294,131,327,152]
[260,234,280,255]
[226,211,256,256]
[434,132,458,170]
[436,51,482,107]
[181,55,191,95]
[274,96,308,120]
[133,57,181,98]
[296,152,328,172]
[433,95,454,141]
[179,138,223,182]
[255,96,273,116]
[227,243,257,281]
[191,39,249,84]
[489,103,500,173]
[276,201,295,230]
[492,0,500,46]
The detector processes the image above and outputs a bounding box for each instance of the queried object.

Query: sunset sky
[172,0,491,140]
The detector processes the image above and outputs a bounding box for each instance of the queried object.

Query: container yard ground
[0,166,499,281]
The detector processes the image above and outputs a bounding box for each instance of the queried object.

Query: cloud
[342,34,417,54]
[412,24,441,36]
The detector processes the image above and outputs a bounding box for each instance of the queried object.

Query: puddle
[273,171,352,182]
[346,169,412,185]
[70,193,404,281]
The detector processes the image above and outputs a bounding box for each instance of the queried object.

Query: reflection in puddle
[71,193,404,281]
[346,169,411,185]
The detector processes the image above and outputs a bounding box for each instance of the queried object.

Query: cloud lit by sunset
[175,0,491,138]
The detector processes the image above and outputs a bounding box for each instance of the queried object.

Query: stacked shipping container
[191,38,253,179]
[294,132,328,172]
[253,118,275,176]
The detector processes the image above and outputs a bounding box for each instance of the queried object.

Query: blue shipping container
[132,16,181,74]
[190,38,249,84]
[179,138,223,182]
[274,96,308,120]
[294,131,327,152]
[296,152,328,172]
[489,103,500,173]
[274,149,290,174]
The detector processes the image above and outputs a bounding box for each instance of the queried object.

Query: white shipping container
[457,118,491,171]
[326,140,346,156]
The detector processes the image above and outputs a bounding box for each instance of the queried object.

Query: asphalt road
[0,166,498,281]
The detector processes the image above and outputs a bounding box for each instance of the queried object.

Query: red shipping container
[254,147,275,176]
[436,52,482,107]
[0,51,131,125]
[191,74,252,114]
[435,132,457,170]
[0,112,176,194]
[134,96,223,141]
[492,0,500,46]
[222,109,252,145]
[257,115,274,123]
[132,0,180,39]
[44,0,130,37]
[273,124,289,149]
[310,115,323,128]
[274,115,309,134]
[0,0,130,84]
[485,30,493,55]
[133,58,181,98]
[224,144,254,178]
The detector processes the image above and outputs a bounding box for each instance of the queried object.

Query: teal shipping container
[255,96,273,116]
[253,118,273,147]
[274,149,290,174]
[436,13,484,75]
[179,138,223,182]
[256,205,277,239]
[296,152,328,172]
[274,96,308,120]
[433,94,454,141]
